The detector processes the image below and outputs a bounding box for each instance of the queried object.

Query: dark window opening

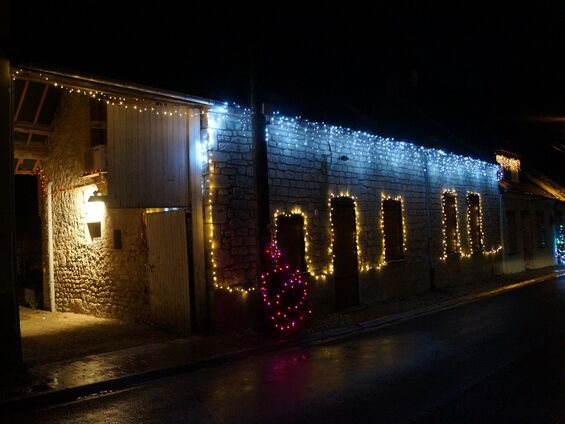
[113,229,122,249]
[442,192,459,255]
[536,211,547,248]
[330,197,359,309]
[382,199,404,261]
[467,193,483,254]
[276,214,306,272]
[506,211,518,254]
[87,222,102,240]
[90,99,107,147]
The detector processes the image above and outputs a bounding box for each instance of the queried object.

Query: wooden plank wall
[107,105,190,208]
[146,210,191,332]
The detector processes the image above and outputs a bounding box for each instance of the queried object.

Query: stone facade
[206,107,501,319]
[41,93,149,322]
[41,95,503,328]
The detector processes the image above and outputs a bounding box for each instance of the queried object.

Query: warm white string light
[466,191,485,256]
[440,189,462,260]
[378,194,407,266]
[12,70,215,119]
[273,208,326,281]
[495,154,521,173]
[328,193,363,274]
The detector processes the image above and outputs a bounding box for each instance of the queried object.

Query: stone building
[207,108,502,327]
[13,66,508,333]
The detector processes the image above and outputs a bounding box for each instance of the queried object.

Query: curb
[3,270,564,412]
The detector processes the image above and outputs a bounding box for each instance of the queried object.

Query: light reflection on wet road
[11,276,565,423]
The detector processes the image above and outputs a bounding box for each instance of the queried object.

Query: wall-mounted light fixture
[88,190,108,202]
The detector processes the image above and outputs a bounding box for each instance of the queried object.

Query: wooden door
[521,211,534,268]
[146,210,191,332]
[331,197,359,309]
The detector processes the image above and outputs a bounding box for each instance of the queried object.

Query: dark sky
[9,2,565,181]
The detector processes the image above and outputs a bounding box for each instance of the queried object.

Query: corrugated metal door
[146,210,191,332]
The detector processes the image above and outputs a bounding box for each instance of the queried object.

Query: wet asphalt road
[9,276,565,423]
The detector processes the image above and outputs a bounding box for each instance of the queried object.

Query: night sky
[9,2,565,181]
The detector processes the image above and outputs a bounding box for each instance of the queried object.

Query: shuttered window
[382,199,404,261]
[467,193,483,253]
[442,192,459,255]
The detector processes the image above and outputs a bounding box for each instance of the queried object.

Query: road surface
[9,276,565,423]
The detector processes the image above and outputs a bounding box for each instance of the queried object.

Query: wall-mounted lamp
[88,190,108,202]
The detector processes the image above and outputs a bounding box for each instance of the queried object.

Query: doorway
[521,211,534,268]
[146,210,191,332]
[15,174,43,308]
[330,197,359,309]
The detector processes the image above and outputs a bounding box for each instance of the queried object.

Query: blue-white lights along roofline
[210,102,500,180]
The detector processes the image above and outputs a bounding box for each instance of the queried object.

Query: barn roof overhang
[11,65,223,175]
[12,64,219,108]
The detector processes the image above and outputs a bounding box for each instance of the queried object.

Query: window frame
[441,190,461,259]
[380,195,406,263]
[466,192,484,254]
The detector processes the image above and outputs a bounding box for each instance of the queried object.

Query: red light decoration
[260,241,312,335]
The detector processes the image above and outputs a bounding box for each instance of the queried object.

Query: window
[87,221,102,240]
[506,211,518,254]
[441,191,459,257]
[113,229,122,249]
[275,214,306,272]
[382,199,404,261]
[467,193,483,254]
[536,211,547,248]
[90,99,107,147]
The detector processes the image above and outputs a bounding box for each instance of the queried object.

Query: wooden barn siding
[107,106,190,208]
[146,210,191,332]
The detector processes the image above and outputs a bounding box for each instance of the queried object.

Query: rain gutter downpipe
[47,181,55,312]
[423,157,436,290]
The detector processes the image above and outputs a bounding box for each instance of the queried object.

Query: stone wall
[41,93,150,322]
[41,97,503,327]
[206,107,501,318]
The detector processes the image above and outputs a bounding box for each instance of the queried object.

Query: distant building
[12,66,512,332]
[496,151,565,274]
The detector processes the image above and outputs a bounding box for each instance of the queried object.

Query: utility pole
[0,0,23,372]
[250,49,270,278]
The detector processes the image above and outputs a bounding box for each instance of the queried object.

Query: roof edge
[12,63,219,108]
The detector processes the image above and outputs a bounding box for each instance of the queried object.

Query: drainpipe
[47,181,55,312]
[423,158,435,290]
[250,56,270,277]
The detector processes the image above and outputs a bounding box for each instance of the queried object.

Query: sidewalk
[2,265,564,410]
